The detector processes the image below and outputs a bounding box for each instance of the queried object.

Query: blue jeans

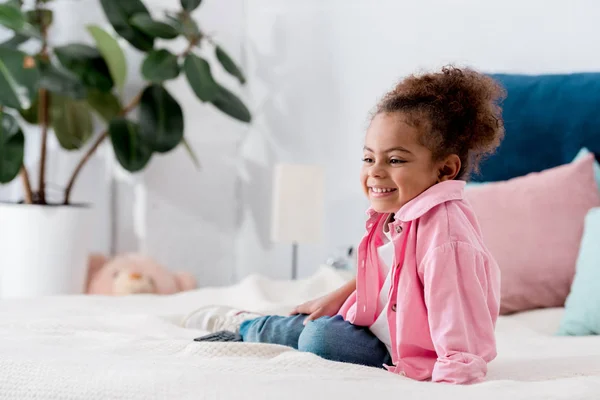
[239,314,392,368]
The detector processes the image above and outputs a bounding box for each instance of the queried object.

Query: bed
[1,265,599,400]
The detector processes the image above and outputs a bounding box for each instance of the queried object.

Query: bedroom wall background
[234,0,600,283]
[2,0,599,286]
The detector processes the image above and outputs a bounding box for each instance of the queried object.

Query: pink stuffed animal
[86,253,196,295]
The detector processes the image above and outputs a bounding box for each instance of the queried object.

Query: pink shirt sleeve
[419,242,498,384]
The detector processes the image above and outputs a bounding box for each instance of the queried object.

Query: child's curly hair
[375,66,506,179]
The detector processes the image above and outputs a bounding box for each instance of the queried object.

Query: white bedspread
[1,266,599,400]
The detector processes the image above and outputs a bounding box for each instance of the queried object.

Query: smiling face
[360,112,442,214]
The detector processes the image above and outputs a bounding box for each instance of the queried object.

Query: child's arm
[290,278,356,324]
[419,242,499,384]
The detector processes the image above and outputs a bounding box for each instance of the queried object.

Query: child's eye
[390,158,406,164]
[362,157,374,163]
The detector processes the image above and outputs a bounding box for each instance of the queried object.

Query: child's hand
[290,278,356,324]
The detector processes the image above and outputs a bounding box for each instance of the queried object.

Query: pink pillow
[465,154,600,315]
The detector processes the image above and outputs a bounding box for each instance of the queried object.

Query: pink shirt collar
[366,180,466,222]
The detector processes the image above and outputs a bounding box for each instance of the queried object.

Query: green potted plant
[0,0,251,297]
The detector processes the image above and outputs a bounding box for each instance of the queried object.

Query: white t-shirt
[369,227,394,355]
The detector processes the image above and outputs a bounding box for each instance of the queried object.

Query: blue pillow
[557,207,600,335]
[475,73,600,182]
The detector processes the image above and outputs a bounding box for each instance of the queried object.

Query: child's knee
[297,317,337,358]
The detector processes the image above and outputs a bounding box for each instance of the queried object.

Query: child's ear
[437,154,461,182]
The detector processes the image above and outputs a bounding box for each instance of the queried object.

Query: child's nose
[369,165,386,178]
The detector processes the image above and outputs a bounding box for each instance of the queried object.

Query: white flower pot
[0,203,93,298]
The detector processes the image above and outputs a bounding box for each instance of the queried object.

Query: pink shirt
[338,180,501,384]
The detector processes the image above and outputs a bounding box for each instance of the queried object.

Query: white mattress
[1,266,599,400]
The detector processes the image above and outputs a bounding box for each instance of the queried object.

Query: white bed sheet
[0,266,599,400]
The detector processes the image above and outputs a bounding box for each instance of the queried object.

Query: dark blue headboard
[474,73,600,182]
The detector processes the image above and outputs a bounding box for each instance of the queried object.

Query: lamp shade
[271,164,324,244]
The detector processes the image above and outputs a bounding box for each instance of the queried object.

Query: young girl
[184,66,504,384]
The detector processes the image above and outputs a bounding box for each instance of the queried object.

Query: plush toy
[86,253,196,295]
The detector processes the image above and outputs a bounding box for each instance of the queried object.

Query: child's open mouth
[369,187,397,198]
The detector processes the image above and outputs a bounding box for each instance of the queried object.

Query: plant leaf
[166,12,199,39]
[0,110,25,184]
[141,49,179,83]
[4,0,21,9]
[38,62,86,99]
[99,0,154,52]
[55,43,114,92]
[0,33,30,49]
[0,3,27,31]
[180,0,202,12]
[139,84,183,153]
[130,13,179,40]
[109,117,152,172]
[164,13,183,32]
[87,25,127,91]
[0,4,41,38]
[86,89,121,122]
[215,45,245,84]
[211,83,251,123]
[181,137,200,169]
[51,95,94,150]
[184,53,217,102]
[19,94,39,124]
[0,47,40,109]
[25,9,53,28]
[0,4,25,31]
[181,15,200,38]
